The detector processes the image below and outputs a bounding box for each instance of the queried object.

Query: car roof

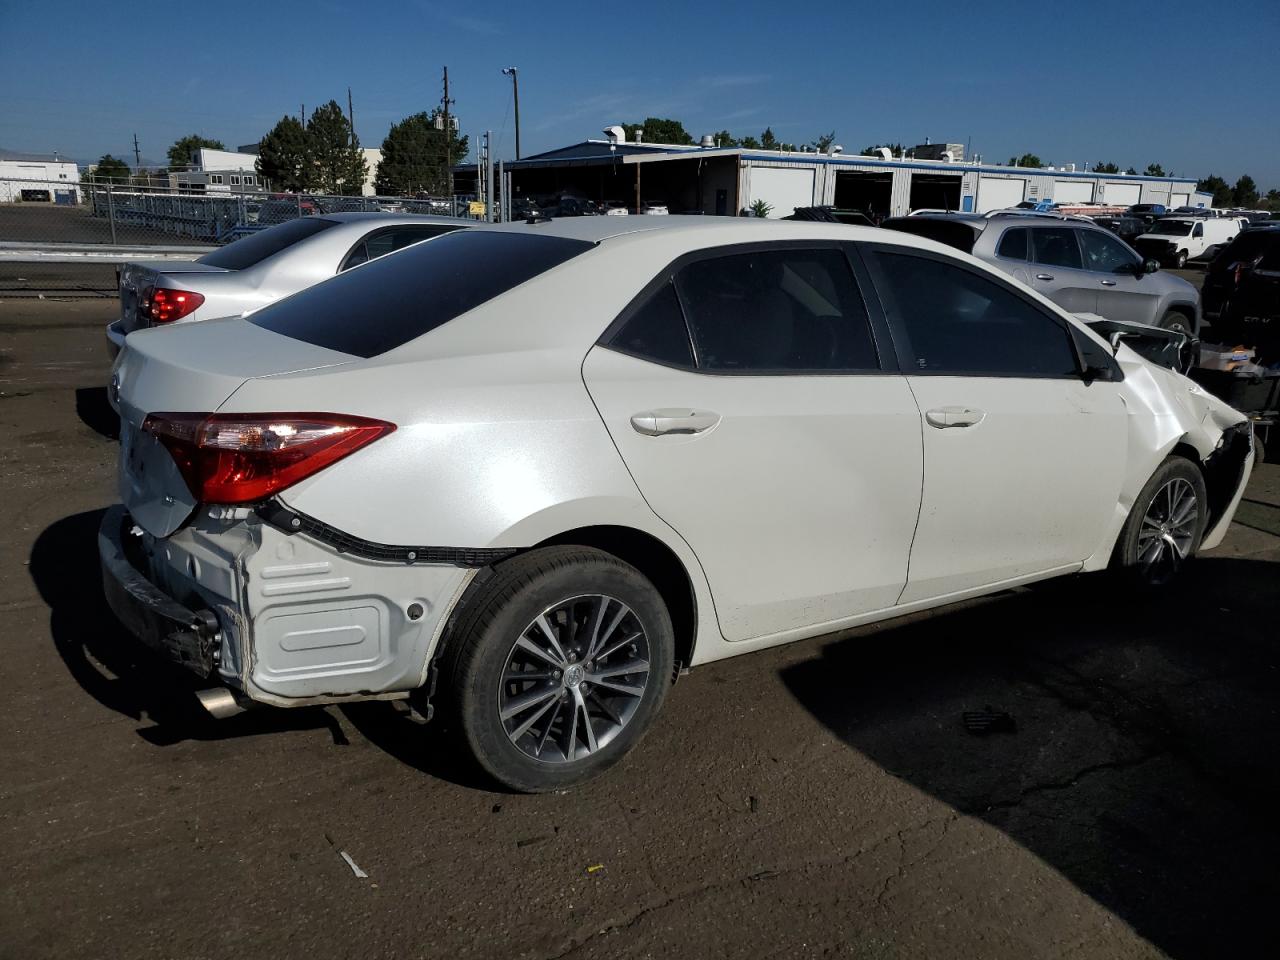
[319,212,475,226]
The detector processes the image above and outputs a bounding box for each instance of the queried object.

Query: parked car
[640,202,669,215]
[1133,216,1242,269]
[881,212,1202,335]
[1014,200,1059,212]
[511,198,545,221]
[1089,215,1147,244]
[102,218,1253,791]
[785,206,876,226]
[1203,225,1280,358]
[1170,206,1210,216]
[1126,203,1168,229]
[603,202,630,216]
[256,197,322,224]
[108,213,472,357]
[555,197,602,217]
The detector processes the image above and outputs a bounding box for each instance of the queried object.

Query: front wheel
[1113,456,1208,587]
[1174,250,1188,269]
[438,547,674,792]
[1159,309,1193,337]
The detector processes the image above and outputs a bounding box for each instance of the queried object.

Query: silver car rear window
[201,217,338,270]
[249,231,594,357]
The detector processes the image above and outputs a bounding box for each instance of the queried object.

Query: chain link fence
[0,177,484,297]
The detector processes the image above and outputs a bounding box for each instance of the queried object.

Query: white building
[169,147,264,193]
[0,149,81,202]
[361,147,382,196]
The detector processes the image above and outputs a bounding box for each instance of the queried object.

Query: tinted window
[675,248,878,372]
[609,281,694,367]
[339,225,460,271]
[251,232,594,358]
[996,228,1028,261]
[880,217,979,254]
[872,252,1079,377]
[1031,228,1083,269]
[201,216,337,270]
[1080,229,1137,273]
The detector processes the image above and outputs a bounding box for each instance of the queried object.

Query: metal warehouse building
[506,134,1208,218]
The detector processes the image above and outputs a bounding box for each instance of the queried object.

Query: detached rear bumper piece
[98,504,220,678]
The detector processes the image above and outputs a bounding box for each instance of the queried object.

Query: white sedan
[106,212,472,357]
[101,217,1254,792]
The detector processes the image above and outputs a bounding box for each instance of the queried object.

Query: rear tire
[438,546,674,793]
[1174,250,1188,269]
[1112,456,1208,587]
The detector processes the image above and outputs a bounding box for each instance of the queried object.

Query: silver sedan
[107,212,473,356]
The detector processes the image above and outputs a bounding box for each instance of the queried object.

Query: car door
[1027,225,1098,314]
[861,245,1128,603]
[582,243,924,642]
[1078,227,1152,324]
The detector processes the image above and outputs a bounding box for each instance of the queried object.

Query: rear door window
[608,281,695,368]
[201,217,337,270]
[251,231,594,357]
[1031,228,1084,270]
[996,228,1028,261]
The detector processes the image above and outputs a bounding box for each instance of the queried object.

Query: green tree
[621,118,694,145]
[1262,189,1280,213]
[1232,174,1259,208]
[710,130,738,147]
[1092,161,1121,173]
[375,110,469,196]
[92,154,131,182]
[760,127,780,151]
[256,115,311,192]
[1143,163,1166,177]
[811,131,837,153]
[307,100,367,195]
[1197,174,1233,207]
[167,134,225,171]
[1125,167,1138,175]
[739,135,761,149]
[749,198,773,218]
[1007,153,1042,168]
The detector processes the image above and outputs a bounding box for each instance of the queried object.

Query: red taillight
[139,286,205,324]
[141,413,395,504]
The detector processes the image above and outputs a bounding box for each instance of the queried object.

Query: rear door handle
[1100,279,1117,286]
[1034,273,1055,281]
[925,406,986,429]
[630,409,721,436]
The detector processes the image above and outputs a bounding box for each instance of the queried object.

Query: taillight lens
[139,286,205,323]
[141,413,394,504]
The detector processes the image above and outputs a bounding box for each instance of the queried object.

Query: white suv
[102,218,1253,791]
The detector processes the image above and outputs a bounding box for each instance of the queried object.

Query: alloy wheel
[1137,477,1199,585]
[498,594,651,764]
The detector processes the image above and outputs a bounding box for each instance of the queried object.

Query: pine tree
[307,100,367,196]
[256,116,311,192]
[375,111,468,196]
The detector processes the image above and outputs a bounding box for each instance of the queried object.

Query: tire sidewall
[458,557,674,792]
[1116,457,1208,585]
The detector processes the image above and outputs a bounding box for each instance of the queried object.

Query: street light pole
[502,67,521,160]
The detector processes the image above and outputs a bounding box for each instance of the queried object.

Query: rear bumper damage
[98,502,475,709]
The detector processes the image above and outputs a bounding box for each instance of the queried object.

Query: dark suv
[882,212,1202,335]
[1203,225,1280,356]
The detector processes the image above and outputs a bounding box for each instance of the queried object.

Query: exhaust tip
[196,687,251,719]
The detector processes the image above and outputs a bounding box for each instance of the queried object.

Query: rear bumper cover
[98,504,220,677]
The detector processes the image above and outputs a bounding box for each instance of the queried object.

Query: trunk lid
[118,260,231,334]
[114,317,356,537]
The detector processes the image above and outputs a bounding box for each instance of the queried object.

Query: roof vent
[634,129,643,144]
[940,151,954,163]
[829,144,843,156]
[877,147,892,161]
[603,125,625,144]
[700,134,715,148]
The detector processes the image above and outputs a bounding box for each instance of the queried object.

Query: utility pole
[441,66,455,199]
[300,103,306,124]
[132,133,141,169]
[501,67,521,159]
[347,87,355,147]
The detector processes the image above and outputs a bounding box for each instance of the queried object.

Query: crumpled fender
[1081,346,1253,570]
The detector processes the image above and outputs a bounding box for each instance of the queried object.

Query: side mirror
[1143,258,1160,274]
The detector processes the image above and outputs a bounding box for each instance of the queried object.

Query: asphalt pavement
[2,298,1278,960]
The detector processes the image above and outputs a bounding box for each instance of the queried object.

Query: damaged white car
[100,218,1254,792]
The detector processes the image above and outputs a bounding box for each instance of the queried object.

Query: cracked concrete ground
[2,299,1278,960]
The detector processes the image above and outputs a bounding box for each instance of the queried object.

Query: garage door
[749,167,816,218]
[977,177,1025,213]
[1054,179,1094,203]
[1102,182,1141,206]
[1170,193,1189,207]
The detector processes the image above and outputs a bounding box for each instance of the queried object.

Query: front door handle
[1034,273,1055,281]
[1100,279,1117,286]
[630,408,721,436]
[925,406,986,429]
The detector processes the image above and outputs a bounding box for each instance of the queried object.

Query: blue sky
[2,0,1278,187]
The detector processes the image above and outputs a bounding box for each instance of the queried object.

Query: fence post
[106,183,118,245]
[296,194,303,217]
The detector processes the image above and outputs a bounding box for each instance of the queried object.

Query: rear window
[880,218,980,254]
[250,231,594,357]
[201,217,337,270]
[1219,230,1278,264]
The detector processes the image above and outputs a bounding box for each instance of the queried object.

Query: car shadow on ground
[74,387,118,440]
[780,559,1280,960]
[30,508,492,789]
